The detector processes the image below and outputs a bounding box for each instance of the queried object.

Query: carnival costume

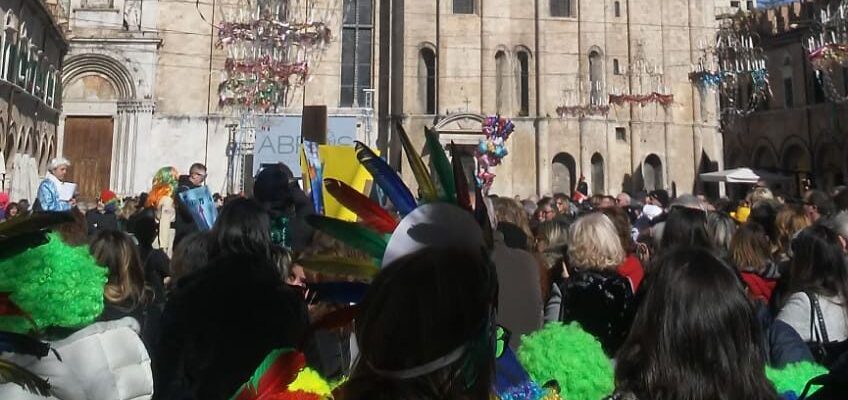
[36,172,71,212]
[146,166,178,256]
[0,212,153,399]
[228,122,834,399]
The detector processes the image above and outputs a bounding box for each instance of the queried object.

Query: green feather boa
[767,361,827,396]
[518,322,614,400]
[519,323,828,400]
[0,233,107,333]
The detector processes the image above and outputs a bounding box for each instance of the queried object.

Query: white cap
[381,203,484,268]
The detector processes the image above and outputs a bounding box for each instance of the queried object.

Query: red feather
[267,391,322,400]
[451,142,473,211]
[324,179,398,234]
[257,352,305,399]
[234,351,306,400]
[0,293,26,317]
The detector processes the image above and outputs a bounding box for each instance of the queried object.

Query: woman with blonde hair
[775,206,811,263]
[145,166,179,256]
[492,196,534,250]
[731,222,778,303]
[551,212,634,355]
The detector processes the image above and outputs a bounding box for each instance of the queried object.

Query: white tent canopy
[699,167,791,184]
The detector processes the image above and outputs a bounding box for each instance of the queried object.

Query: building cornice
[71,37,164,46]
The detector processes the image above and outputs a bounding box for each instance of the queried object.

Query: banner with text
[252,115,357,177]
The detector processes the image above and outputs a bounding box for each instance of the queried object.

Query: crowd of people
[1,154,848,400]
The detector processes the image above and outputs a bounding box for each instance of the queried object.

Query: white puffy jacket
[0,317,154,400]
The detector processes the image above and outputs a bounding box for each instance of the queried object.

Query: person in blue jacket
[37,157,76,211]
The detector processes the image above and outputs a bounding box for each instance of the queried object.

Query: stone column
[130,101,155,195]
[112,105,127,192]
[536,118,550,196]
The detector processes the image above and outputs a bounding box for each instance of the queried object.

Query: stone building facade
[384,0,723,198]
[56,0,724,199]
[722,1,848,197]
[0,0,67,201]
[56,0,381,199]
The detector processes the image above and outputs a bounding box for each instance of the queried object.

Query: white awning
[699,167,791,184]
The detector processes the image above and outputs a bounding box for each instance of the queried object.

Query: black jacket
[85,209,119,236]
[558,269,635,356]
[756,302,813,368]
[173,175,199,247]
[153,253,308,400]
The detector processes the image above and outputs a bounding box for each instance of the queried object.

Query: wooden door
[63,117,114,202]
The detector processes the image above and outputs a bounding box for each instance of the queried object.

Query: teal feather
[425,128,456,203]
[306,215,388,260]
[355,141,417,215]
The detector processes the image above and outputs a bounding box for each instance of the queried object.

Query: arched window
[591,153,605,195]
[781,55,793,108]
[516,50,530,116]
[4,123,14,171]
[783,144,811,196]
[419,48,436,114]
[552,152,577,195]
[495,50,509,114]
[753,146,777,169]
[16,24,27,86]
[589,50,603,105]
[614,1,622,17]
[643,154,663,191]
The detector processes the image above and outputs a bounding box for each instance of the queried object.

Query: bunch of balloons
[476,115,515,189]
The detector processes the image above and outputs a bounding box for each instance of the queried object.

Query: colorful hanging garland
[808,43,848,69]
[217,20,332,50]
[608,92,674,108]
[689,71,725,88]
[555,105,610,118]
[476,115,515,189]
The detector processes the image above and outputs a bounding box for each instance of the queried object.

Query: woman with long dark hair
[612,247,779,400]
[777,225,848,344]
[659,206,712,253]
[154,198,308,399]
[338,248,498,400]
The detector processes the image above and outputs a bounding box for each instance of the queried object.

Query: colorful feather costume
[295,124,503,395]
[298,124,481,282]
[230,349,333,400]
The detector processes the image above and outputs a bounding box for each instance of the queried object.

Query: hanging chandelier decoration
[690,16,771,118]
[556,82,610,118]
[803,0,848,103]
[217,0,332,113]
[609,42,674,109]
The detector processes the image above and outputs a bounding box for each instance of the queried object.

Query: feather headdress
[298,129,492,330]
[301,134,488,267]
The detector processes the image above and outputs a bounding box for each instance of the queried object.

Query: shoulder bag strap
[804,291,830,343]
